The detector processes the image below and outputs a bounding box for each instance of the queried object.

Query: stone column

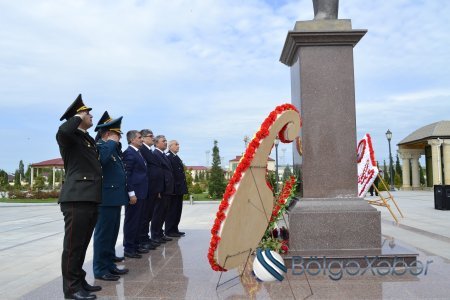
[280,20,381,256]
[428,139,443,185]
[52,167,56,190]
[443,139,450,185]
[409,150,423,190]
[30,167,34,188]
[398,149,411,190]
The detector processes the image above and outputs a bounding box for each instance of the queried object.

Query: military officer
[56,94,102,300]
[93,112,129,281]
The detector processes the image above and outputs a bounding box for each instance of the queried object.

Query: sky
[0,0,449,173]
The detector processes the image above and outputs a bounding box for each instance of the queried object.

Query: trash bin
[434,185,450,210]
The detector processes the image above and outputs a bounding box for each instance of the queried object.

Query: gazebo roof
[398,120,450,145]
[186,166,208,170]
[31,158,64,168]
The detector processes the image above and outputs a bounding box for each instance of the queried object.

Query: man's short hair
[154,135,166,144]
[126,130,139,144]
[168,140,178,148]
[140,129,153,137]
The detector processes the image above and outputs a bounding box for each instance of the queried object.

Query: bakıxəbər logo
[291,256,433,281]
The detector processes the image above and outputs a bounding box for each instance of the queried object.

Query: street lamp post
[385,129,395,191]
[274,136,280,194]
[243,135,249,149]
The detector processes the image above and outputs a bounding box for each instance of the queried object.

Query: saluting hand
[107,133,119,143]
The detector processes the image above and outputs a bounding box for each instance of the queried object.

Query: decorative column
[280,18,381,256]
[398,149,411,190]
[52,167,56,190]
[443,139,450,185]
[30,166,34,188]
[409,149,424,190]
[428,139,443,185]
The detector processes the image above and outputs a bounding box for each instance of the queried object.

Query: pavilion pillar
[409,150,423,190]
[30,167,34,188]
[443,139,450,185]
[398,150,411,190]
[428,139,443,185]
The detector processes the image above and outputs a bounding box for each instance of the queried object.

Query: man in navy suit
[150,135,174,243]
[122,130,149,258]
[93,113,129,281]
[138,129,163,250]
[165,140,188,237]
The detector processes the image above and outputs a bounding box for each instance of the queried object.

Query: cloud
[0,0,449,173]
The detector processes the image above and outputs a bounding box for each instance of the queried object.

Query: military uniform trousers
[93,206,122,277]
[60,202,98,295]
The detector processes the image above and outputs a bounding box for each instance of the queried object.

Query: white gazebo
[30,158,64,189]
[397,121,450,189]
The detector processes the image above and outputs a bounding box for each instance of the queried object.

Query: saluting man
[93,112,129,281]
[56,94,102,300]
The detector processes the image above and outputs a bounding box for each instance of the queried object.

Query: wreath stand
[367,174,404,223]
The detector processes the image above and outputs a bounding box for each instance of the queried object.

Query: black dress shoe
[137,247,149,254]
[110,266,129,275]
[150,239,161,245]
[166,232,182,238]
[153,238,166,244]
[140,243,156,250]
[124,251,142,259]
[177,231,186,236]
[95,273,120,281]
[112,256,125,262]
[65,289,96,300]
[161,236,173,241]
[82,280,102,292]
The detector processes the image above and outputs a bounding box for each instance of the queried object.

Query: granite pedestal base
[288,198,381,257]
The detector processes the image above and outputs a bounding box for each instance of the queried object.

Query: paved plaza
[1,190,450,299]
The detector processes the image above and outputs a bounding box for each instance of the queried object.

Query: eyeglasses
[143,135,154,138]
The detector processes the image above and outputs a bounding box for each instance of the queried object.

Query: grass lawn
[0,198,58,203]
[187,193,219,201]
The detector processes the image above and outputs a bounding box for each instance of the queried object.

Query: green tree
[208,140,226,198]
[19,160,25,179]
[24,164,31,184]
[184,166,193,193]
[419,162,426,185]
[383,160,390,184]
[0,169,9,188]
[194,172,199,183]
[395,154,402,181]
[33,176,46,191]
[282,165,293,181]
[14,170,21,188]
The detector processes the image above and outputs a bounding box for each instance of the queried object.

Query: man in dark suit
[165,140,188,237]
[122,130,149,258]
[56,94,102,300]
[93,113,129,281]
[150,135,174,244]
[138,129,163,250]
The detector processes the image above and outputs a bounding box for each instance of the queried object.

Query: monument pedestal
[288,198,381,256]
[280,20,382,257]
